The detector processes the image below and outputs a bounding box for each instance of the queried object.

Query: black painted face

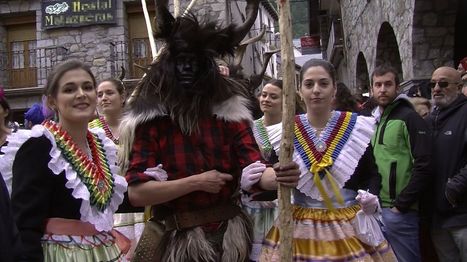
[175,52,200,90]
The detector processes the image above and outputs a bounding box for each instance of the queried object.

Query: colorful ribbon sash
[294,112,357,210]
[253,118,273,159]
[90,116,119,145]
[43,120,115,212]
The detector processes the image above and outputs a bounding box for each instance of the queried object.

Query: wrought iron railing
[0,46,68,89]
[109,41,130,79]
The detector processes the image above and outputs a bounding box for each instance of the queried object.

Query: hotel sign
[42,0,116,29]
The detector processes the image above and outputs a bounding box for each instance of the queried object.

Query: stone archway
[375,22,403,81]
[356,52,370,94]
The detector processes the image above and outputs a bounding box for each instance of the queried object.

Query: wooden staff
[128,0,158,104]
[174,0,180,17]
[277,0,296,260]
[182,0,198,17]
[141,0,157,60]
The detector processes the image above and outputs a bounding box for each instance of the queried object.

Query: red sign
[300,35,320,55]
[300,36,319,48]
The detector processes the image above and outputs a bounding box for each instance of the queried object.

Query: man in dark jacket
[371,65,432,262]
[426,66,467,262]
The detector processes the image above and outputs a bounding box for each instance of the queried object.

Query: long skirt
[260,205,397,261]
[42,232,123,262]
[244,206,278,261]
[113,212,145,261]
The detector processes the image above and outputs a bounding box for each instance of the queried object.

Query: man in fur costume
[119,0,300,261]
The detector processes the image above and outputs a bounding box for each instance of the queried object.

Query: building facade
[0,0,278,123]
[319,0,466,96]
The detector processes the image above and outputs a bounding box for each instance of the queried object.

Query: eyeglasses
[428,81,459,89]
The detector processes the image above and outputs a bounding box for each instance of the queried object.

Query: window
[11,41,24,69]
[28,41,36,67]
[133,39,148,58]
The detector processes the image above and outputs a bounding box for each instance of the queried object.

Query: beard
[166,81,213,134]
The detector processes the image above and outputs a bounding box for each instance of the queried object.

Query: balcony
[0,46,68,95]
[326,19,344,66]
[110,39,155,80]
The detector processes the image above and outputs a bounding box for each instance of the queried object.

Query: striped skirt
[42,232,123,262]
[260,205,397,261]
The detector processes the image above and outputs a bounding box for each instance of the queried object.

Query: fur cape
[118,94,252,177]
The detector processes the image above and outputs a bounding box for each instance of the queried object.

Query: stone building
[0,0,279,123]
[318,0,467,97]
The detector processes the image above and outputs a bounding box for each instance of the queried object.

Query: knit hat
[24,103,45,125]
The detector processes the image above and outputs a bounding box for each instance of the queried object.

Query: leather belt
[164,204,241,231]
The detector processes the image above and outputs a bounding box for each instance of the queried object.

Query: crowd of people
[0,3,466,261]
[0,55,464,261]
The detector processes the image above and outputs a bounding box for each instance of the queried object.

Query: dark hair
[264,79,283,89]
[99,78,126,96]
[300,59,336,84]
[44,60,96,98]
[334,82,358,112]
[0,96,11,125]
[407,85,420,97]
[371,65,400,87]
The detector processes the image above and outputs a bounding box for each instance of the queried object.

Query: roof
[260,0,278,20]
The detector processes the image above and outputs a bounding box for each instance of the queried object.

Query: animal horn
[126,63,150,105]
[231,0,261,46]
[154,0,175,38]
[232,26,266,76]
[248,48,280,92]
[118,66,126,81]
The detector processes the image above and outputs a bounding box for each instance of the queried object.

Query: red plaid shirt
[126,116,262,212]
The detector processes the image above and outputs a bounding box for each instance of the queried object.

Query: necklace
[43,120,115,212]
[253,118,273,158]
[89,116,119,145]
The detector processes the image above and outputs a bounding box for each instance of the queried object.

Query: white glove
[144,164,168,181]
[241,161,266,191]
[356,190,380,215]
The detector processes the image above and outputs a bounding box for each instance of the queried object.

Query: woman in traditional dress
[259,59,396,261]
[3,60,128,261]
[241,79,283,261]
[89,79,125,144]
[89,78,145,260]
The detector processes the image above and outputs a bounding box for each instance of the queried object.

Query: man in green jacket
[371,65,432,262]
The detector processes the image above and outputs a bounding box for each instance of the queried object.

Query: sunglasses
[428,81,458,89]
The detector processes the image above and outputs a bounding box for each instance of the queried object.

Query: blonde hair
[410,97,432,117]
[410,97,431,109]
